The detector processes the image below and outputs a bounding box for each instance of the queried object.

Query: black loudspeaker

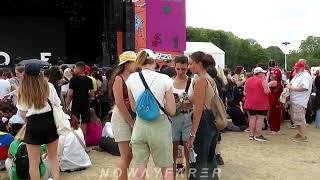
[123,1,135,51]
[110,0,124,30]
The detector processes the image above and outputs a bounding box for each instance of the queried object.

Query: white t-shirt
[290,71,313,108]
[126,69,173,114]
[172,78,194,99]
[58,128,92,171]
[0,79,11,97]
[16,83,61,117]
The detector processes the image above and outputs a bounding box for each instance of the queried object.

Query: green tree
[265,46,284,67]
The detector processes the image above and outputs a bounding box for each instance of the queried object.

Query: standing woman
[243,67,270,141]
[171,55,193,179]
[48,66,63,96]
[188,51,219,179]
[268,68,284,134]
[231,66,246,106]
[109,51,137,180]
[17,63,60,180]
[126,49,176,180]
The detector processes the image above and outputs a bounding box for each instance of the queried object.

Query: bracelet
[189,133,196,138]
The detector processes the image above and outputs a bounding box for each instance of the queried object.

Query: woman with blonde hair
[109,51,137,180]
[126,49,176,180]
[17,63,61,180]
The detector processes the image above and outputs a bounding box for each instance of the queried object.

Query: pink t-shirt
[244,76,270,111]
[85,121,103,146]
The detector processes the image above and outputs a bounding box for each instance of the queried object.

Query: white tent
[184,42,225,67]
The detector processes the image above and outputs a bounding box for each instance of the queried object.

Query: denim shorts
[171,112,192,142]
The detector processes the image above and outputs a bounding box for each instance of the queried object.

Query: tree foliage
[187,27,320,71]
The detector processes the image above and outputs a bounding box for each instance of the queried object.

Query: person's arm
[113,76,135,128]
[66,89,73,109]
[287,84,308,92]
[128,89,136,113]
[233,74,245,87]
[19,110,27,122]
[164,87,176,116]
[262,79,271,94]
[268,80,277,88]
[189,78,207,142]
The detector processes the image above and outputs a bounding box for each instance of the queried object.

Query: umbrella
[19,59,50,70]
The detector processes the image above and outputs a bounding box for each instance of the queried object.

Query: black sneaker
[216,154,225,166]
[254,135,269,142]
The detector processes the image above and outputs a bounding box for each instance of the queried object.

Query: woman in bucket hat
[109,51,137,180]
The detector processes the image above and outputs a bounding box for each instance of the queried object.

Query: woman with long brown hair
[109,51,137,180]
[17,63,60,180]
[187,51,219,179]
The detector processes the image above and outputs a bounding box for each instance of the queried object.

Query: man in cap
[287,60,312,142]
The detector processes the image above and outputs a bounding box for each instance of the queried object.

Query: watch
[190,133,196,138]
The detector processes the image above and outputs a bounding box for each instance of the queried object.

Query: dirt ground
[1,123,320,180]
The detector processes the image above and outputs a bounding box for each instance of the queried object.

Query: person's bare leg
[255,115,266,137]
[134,166,147,180]
[161,167,174,180]
[297,124,306,137]
[47,139,60,180]
[183,142,189,178]
[248,115,257,137]
[172,142,179,180]
[26,144,41,180]
[118,142,132,180]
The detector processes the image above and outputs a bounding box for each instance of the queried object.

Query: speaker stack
[123,1,135,51]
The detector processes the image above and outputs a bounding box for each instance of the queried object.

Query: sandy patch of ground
[1,123,320,180]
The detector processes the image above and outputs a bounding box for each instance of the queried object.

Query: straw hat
[118,51,137,66]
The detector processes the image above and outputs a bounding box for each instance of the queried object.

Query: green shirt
[88,76,97,92]
[8,140,47,180]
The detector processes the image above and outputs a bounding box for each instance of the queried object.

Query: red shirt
[244,76,270,110]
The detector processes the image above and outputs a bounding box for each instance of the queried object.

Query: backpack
[14,143,30,179]
[98,136,120,156]
[136,71,167,121]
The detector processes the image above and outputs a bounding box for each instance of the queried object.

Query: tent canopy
[184,42,225,67]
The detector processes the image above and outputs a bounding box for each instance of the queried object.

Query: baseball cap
[272,68,282,77]
[294,61,305,69]
[144,49,157,59]
[25,63,41,76]
[118,51,137,66]
[253,67,267,75]
[84,65,91,75]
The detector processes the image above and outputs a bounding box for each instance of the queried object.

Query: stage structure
[0,0,186,66]
[0,0,135,66]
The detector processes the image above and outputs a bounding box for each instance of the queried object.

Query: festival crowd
[0,49,319,180]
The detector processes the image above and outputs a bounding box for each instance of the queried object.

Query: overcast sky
[186,0,320,51]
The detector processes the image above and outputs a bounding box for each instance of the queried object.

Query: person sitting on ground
[85,108,103,147]
[5,125,50,180]
[58,118,92,172]
[0,131,14,170]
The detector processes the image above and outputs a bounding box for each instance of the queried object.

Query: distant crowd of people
[0,50,319,180]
